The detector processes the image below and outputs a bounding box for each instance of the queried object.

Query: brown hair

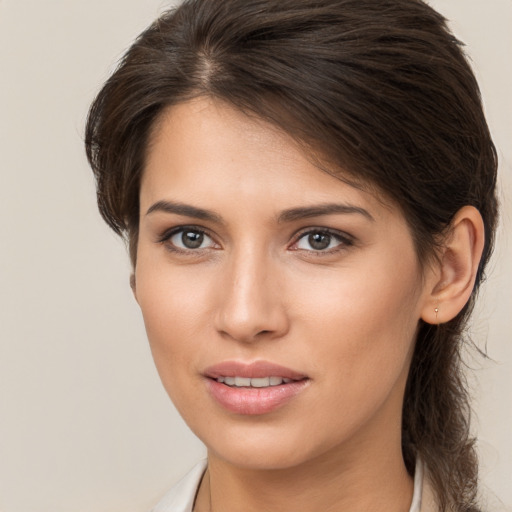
[85,0,498,509]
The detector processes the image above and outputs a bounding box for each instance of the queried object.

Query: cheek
[136,246,212,331]
[291,253,422,407]
[134,261,213,391]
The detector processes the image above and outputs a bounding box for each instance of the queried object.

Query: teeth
[251,377,270,388]
[216,376,293,388]
[235,377,251,387]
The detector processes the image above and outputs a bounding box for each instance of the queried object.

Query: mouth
[215,376,294,387]
[204,361,310,415]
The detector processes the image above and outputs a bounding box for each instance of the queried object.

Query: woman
[85,0,498,511]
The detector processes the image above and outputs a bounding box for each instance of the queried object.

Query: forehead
[141,97,395,220]
[144,97,321,185]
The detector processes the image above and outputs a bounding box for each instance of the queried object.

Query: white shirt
[151,459,424,512]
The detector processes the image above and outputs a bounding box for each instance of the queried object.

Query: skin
[133,97,484,512]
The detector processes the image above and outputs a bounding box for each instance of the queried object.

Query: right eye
[160,227,217,251]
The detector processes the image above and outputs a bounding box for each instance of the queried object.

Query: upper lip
[203,360,308,380]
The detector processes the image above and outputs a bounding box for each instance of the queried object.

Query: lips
[204,360,309,415]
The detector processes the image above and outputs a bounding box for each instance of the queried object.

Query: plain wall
[0,1,510,511]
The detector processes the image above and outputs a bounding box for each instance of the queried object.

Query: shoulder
[150,460,207,512]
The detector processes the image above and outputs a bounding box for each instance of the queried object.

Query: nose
[214,248,289,343]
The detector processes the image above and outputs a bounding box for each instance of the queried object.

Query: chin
[211,443,313,471]
[194,418,344,471]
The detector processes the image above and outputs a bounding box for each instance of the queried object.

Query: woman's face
[135,97,433,470]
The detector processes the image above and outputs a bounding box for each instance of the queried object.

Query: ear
[421,206,485,324]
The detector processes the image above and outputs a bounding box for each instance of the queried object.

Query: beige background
[0,1,510,511]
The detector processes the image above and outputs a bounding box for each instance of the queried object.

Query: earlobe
[421,206,485,325]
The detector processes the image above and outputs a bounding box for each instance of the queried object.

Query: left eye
[295,231,347,251]
[168,229,216,250]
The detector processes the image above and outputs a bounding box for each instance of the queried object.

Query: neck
[195,441,413,512]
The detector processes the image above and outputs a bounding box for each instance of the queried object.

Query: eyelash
[290,228,354,255]
[157,226,218,254]
[156,226,354,255]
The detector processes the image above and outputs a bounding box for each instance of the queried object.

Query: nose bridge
[215,243,288,342]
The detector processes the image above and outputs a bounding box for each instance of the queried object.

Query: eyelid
[289,227,355,252]
[155,224,353,254]
[156,225,220,250]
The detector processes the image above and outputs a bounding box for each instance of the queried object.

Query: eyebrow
[146,200,223,224]
[278,203,374,223]
[146,200,374,224]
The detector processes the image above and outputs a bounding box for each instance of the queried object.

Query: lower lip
[206,379,309,415]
